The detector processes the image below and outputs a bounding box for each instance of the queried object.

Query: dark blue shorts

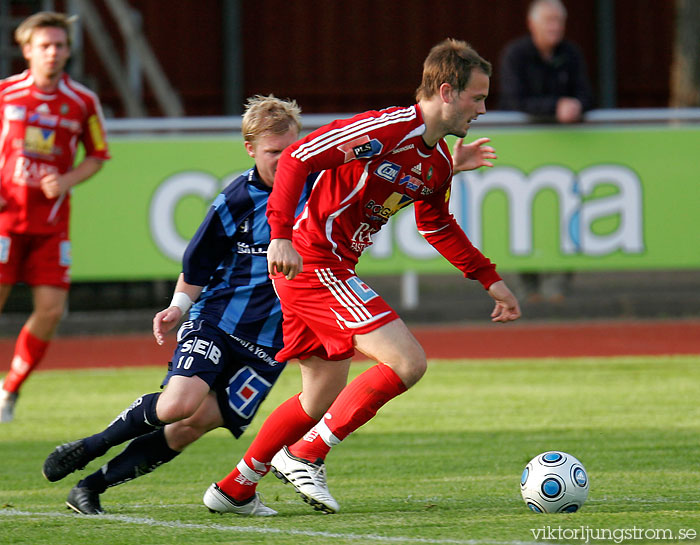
[162,319,286,437]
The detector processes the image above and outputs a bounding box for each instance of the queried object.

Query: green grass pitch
[1,356,699,544]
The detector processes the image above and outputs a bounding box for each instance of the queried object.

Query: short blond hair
[15,11,74,47]
[415,38,491,102]
[242,95,302,144]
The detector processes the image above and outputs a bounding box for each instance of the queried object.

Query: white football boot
[0,382,18,423]
[270,446,339,513]
[203,483,277,516]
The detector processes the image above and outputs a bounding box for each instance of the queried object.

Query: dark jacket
[498,35,594,118]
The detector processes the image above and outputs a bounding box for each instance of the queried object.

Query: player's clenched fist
[267,238,303,280]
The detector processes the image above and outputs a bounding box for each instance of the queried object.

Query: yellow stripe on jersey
[87,115,106,151]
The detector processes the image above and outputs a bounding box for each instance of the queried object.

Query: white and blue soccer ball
[520,451,589,513]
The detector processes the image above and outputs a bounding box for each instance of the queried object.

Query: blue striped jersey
[183,167,311,349]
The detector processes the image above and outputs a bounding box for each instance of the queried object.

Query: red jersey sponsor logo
[23,126,56,156]
[374,160,401,182]
[4,104,26,121]
[398,174,423,192]
[337,136,384,162]
[365,192,414,222]
[12,157,58,187]
[391,143,415,154]
[337,135,370,162]
[28,112,58,127]
[350,222,377,253]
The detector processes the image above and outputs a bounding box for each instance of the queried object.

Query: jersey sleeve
[80,95,110,161]
[267,108,411,240]
[267,147,312,240]
[414,182,502,289]
[182,193,242,286]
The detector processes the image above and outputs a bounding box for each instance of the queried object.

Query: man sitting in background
[499,0,593,123]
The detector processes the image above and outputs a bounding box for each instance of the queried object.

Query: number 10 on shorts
[176,355,194,369]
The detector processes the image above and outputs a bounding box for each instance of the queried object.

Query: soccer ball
[520,451,589,513]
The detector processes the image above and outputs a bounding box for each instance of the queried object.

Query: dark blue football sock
[82,392,165,458]
[79,428,180,493]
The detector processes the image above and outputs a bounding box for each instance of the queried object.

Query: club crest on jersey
[337,135,383,162]
[398,174,423,192]
[374,160,401,182]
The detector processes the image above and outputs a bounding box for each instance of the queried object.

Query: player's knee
[300,390,339,420]
[165,423,206,451]
[403,356,428,387]
[388,349,427,388]
[156,396,199,423]
[35,304,64,327]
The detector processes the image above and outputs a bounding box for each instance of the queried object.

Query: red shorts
[0,231,71,289]
[273,267,399,362]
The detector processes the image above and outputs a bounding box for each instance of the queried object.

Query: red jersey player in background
[202,38,520,516]
[0,12,110,422]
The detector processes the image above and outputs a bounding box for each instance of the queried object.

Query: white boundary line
[0,509,540,545]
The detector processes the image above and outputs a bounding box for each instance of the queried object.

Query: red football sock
[289,364,407,462]
[217,393,315,500]
[2,327,49,393]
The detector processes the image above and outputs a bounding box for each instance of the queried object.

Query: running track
[1,319,698,370]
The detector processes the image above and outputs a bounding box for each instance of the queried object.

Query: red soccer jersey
[267,104,501,289]
[0,70,110,234]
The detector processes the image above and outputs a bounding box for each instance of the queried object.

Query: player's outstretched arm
[267,238,303,280]
[487,280,521,322]
[452,137,497,173]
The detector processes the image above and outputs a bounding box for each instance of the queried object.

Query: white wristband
[169,292,193,314]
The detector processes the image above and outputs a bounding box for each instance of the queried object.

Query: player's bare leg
[0,284,12,313]
[1,285,66,422]
[206,358,350,514]
[272,319,425,513]
[156,375,211,423]
[164,391,224,450]
[353,318,427,387]
[26,285,68,339]
[297,356,352,418]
